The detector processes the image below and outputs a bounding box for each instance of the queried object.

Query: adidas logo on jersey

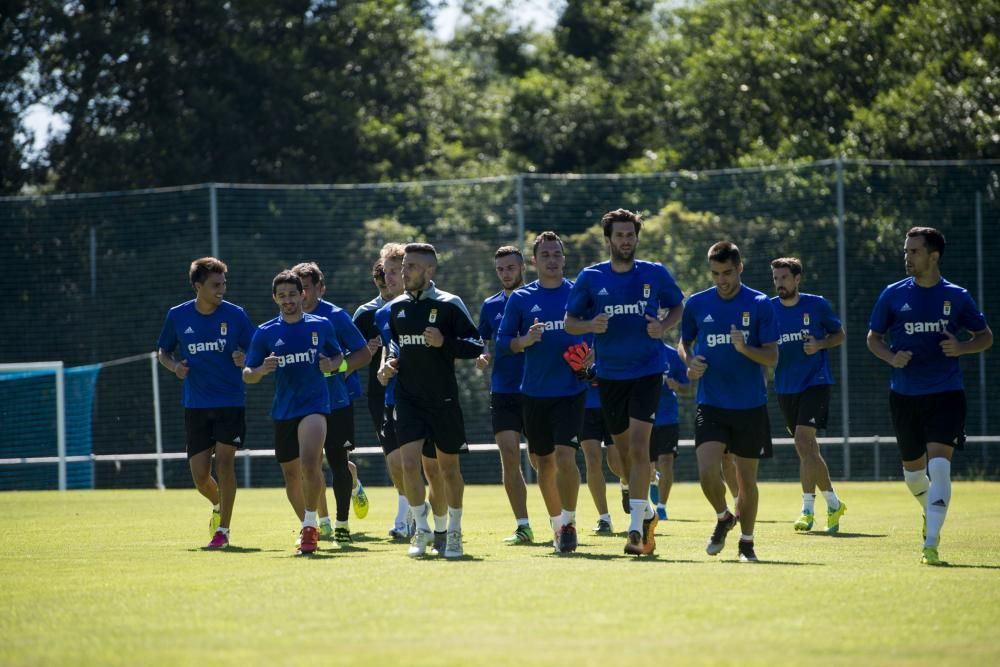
[184,326,195,334]
[900,303,912,312]
[703,314,714,323]
[530,304,542,313]
[495,312,502,320]
[274,338,285,347]
[598,288,609,295]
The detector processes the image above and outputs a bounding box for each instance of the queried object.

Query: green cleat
[319,522,334,539]
[352,482,369,519]
[826,501,846,534]
[921,546,947,566]
[793,510,814,532]
[503,524,534,544]
[210,509,222,537]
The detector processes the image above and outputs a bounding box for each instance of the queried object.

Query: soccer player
[354,248,413,538]
[293,262,373,543]
[378,243,485,558]
[770,257,847,533]
[477,245,548,545]
[650,341,692,521]
[565,208,684,556]
[157,257,254,549]
[497,232,589,552]
[243,270,344,554]
[679,241,778,562]
[866,227,992,566]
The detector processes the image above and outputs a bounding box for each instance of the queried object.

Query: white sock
[903,467,930,510]
[351,481,361,496]
[303,510,318,528]
[434,513,448,532]
[212,503,221,512]
[395,495,409,525]
[740,533,753,542]
[447,506,463,533]
[550,515,562,532]
[599,513,611,523]
[629,499,647,532]
[656,503,665,511]
[218,526,230,536]
[821,489,840,511]
[560,509,576,527]
[926,458,952,548]
[517,518,530,527]
[319,515,332,526]
[411,501,430,531]
[621,483,629,491]
[717,509,731,520]
[335,520,349,529]
[802,493,816,513]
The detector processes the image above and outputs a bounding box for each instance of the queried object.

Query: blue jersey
[772,293,841,395]
[478,290,526,394]
[374,304,399,407]
[497,279,588,398]
[157,300,253,408]
[309,300,368,409]
[565,260,684,380]
[681,285,778,409]
[868,277,987,395]
[655,344,689,426]
[245,313,342,420]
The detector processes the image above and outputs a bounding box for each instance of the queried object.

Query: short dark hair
[372,259,386,287]
[907,226,946,257]
[601,209,642,237]
[189,257,228,286]
[531,231,564,256]
[495,245,524,262]
[708,241,741,266]
[770,257,802,276]
[404,243,438,263]
[291,261,324,286]
[272,270,302,295]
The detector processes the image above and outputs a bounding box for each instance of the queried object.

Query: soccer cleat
[649,473,660,505]
[504,524,534,545]
[621,487,631,514]
[210,509,222,537]
[826,501,847,534]
[298,526,319,554]
[640,513,658,555]
[738,540,758,562]
[921,546,947,566]
[444,530,463,558]
[206,530,229,549]
[794,510,814,532]
[593,518,613,534]
[430,530,447,556]
[319,522,334,539]
[408,528,434,557]
[352,482,369,519]
[623,530,643,555]
[388,522,411,540]
[559,524,578,553]
[334,527,352,545]
[706,511,737,556]
[921,514,940,547]
[657,506,668,521]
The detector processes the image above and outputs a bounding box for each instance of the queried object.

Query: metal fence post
[836,158,851,480]
[976,191,987,466]
[209,183,219,258]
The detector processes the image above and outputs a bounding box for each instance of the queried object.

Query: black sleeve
[443,302,485,360]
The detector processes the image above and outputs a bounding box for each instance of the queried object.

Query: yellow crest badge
[220,322,228,336]
[943,301,951,316]
[311,331,319,346]
[803,313,810,326]
[429,308,438,324]
[643,283,651,298]
[742,311,750,327]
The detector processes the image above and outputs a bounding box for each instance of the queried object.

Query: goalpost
[0,361,67,490]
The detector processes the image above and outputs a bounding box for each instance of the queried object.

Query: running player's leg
[580,440,610,522]
[297,414,327,522]
[497,429,529,525]
[279,459,306,521]
[697,442,728,513]
[924,442,954,554]
[733,456,760,535]
[721,452,740,514]
[326,409,353,526]
[533,451,561,520]
[656,453,674,517]
[213,443,238,530]
[189,449,220,514]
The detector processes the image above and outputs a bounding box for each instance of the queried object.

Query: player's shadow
[346,533,379,543]
[422,554,485,563]
[281,551,339,560]
[937,563,1000,570]
[803,531,888,539]
[190,546,265,554]
[715,559,825,567]
[329,543,369,553]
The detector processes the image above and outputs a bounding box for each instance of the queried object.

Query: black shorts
[273,414,326,464]
[650,424,680,460]
[580,408,613,446]
[380,404,401,456]
[777,384,832,435]
[522,392,586,457]
[491,392,524,434]
[889,390,966,462]
[597,373,662,435]
[325,406,355,457]
[394,393,468,456]
[368,398,386,447]
[184,407,246,459]
[695,404,773,459]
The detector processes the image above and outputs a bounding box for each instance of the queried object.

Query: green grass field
[2,482,999,666]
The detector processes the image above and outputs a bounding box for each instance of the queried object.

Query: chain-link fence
[2,159,998,488]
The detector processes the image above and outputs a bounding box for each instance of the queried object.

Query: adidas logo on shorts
[232,436,241,443]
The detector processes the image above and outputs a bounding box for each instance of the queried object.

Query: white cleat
[408,528,434,557]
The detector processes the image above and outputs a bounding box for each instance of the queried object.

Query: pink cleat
[298,526,319,554]
[206,530,229,549]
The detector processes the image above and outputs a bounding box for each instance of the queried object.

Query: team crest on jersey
[742,311,750,327]
[429,308,438,324]
[311,331,319,346]
[803,313,810,326]
[943,301,951,316]
[643,283,651,298]
[220,322,228,336]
